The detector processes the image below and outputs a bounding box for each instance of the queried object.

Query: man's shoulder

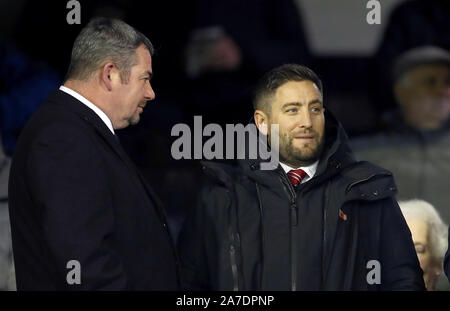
[22,110,90,146]
[200,160,243,186]
[20,91,95,142]
[340,160,393,179]
[336,160,397,200]
[13,98,97,164]
[198,160,253,205]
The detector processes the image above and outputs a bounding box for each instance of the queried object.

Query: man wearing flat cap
[352,46,450,223]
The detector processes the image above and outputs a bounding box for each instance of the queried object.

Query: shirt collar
[59,86,115,135]
[280,160,319,182]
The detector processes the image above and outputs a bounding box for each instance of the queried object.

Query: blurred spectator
[372,0,450,117]
[0,36,60,155]
[399,199,448,290]
[124,0,312,242]
[351,46,450,223]
[0,139,15,290]
[184,0,311,124]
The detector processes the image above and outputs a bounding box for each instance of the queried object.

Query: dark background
[1,0,449,241]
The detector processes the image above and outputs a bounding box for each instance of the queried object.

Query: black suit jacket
[8,90,179,290]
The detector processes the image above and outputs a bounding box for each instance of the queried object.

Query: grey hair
[65,17,154,83]
[399,199,448,265]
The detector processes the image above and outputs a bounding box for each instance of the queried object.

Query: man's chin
[292,144,315,155]
[287,137,324,165]
[129,115,140,126]
[291,147,319,163]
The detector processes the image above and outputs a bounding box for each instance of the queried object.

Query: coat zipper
[255,182,266,289]
[321,181,331,289]
[227,191,240,291]
[229,244,239,291]
[278,170,298,291]
[203,165,241,291]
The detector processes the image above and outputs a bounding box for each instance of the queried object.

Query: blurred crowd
[0,0,449,290]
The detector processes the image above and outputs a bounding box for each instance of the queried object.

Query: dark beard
[279,133,325,167]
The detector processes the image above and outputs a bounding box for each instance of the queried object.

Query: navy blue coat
[178,112,426,290]
[9,90,179,290]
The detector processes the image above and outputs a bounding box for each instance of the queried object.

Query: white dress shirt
[279,160,319,184]
[59,86,115,135]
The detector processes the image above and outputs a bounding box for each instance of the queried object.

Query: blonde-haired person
[399,199,449,290]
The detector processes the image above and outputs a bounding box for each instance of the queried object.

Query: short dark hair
[65,17,154,83]
[253,64,323,114]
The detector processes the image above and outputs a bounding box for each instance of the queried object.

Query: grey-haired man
[9,18,179,290]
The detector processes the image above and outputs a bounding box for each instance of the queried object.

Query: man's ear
[254,109,269,136]
[101,62,116,91]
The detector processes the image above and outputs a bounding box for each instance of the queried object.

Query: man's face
[113,44,155,129]
[395,64,450,130]
[267,80,325,168]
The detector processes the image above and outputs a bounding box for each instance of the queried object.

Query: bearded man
[178,64,425,290]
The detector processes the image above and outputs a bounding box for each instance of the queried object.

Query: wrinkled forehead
[406,219,429,244]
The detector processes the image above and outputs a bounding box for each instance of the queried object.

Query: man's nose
[442,83,450,98]
[435,76,450,96]
[296,109,312,129]
[145,83,156,100]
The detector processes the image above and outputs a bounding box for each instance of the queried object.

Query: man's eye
[415,245,425,253]
[286,108,297,113]
[311,107,322,113]
[424,77,437,87]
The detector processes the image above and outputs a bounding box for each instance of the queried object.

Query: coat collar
[59,86,115,135]
[47,90,132,168]
[46,90,168,221]
[201,111,396,201]
[237,110,357,189]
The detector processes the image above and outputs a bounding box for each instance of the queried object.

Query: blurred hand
[185,35,242,77]
[207,36,242,71]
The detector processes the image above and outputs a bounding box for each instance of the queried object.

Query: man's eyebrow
[308,99,323,106]
[281,99,322,109]
[281,102,302,109]
[142,71,153,79]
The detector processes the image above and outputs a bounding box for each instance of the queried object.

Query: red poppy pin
[339,209,347,221]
